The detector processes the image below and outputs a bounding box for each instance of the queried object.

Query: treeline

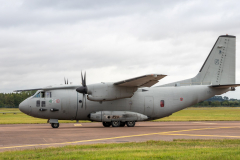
[0,91,36,108]
[193,96,240,107]
[193,100,240,107]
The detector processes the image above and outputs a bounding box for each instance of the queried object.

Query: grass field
[1,139,240,159]
[0,108,90,124]
[1,107,240,124]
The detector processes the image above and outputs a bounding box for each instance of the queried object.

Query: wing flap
[114,74,167,87]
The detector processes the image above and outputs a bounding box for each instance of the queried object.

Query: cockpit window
[41,92,45,98]
[34,93,40,98]
[46,92,51,98]
[33,91,50,98]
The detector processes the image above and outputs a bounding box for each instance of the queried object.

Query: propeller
[76,72,87,109]
[64,77,68,85]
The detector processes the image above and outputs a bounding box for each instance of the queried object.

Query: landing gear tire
[102,122,111,127]
[51,123,59,128]
[126,121,135,127]
[120,122,125,127]
[111,121,120,127]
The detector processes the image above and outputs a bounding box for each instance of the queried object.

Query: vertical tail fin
[196,35,236,85]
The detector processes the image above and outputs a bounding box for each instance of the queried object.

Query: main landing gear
[102,121,135,127]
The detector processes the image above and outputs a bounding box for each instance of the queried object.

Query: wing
[14,85,80,92]
[114,74,167,87]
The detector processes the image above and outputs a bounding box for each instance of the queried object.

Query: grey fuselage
[20,85,229,121]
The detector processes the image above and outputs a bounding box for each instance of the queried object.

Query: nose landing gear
[49,119,59,128]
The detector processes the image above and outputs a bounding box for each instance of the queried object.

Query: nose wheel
[51,123,59,128]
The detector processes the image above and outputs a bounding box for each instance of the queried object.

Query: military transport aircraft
[16,35,239,128]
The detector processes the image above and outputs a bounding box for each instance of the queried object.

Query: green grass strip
[1,139,240,159]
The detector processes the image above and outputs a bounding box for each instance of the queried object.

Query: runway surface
[0,121,240,151]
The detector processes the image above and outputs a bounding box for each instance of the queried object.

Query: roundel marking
[56,99,60,103]
[180,98,183,101]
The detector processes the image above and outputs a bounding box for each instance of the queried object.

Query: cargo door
[61,90,78,120]
[144,96,154,116]
[61,90,70,115]
[69,90,78,120]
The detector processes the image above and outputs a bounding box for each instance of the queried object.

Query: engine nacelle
[90,111,148,122]
[87,82,137,102]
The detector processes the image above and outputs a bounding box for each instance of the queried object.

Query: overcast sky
[0,0,240,99]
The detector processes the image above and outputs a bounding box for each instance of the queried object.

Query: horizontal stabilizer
[114,74,167,87]
[210,84,240,88]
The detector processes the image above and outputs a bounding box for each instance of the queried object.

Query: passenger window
[46,92,51,98]
[41,101,46,107]
[34,93,40,98]
[160,100,164,107]
[41,92,45,98]
[36,100,40,107]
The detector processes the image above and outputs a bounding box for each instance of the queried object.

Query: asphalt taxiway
[0,121,240,151]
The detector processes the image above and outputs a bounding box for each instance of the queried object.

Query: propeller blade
[81,71,84,86]
[85,94,87,110]
[64,77,66,84]
[84,72,86,87]
[67,79,68,85]
[81,93,84,108]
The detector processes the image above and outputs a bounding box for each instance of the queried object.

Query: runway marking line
[74,124,82,126]
[159,126,239,134]
[0,126,239,150]
[159,133,240,138]
[192,122,216,124]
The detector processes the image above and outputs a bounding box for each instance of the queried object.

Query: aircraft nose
[19,100,29,114]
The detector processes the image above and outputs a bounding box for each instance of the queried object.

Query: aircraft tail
[196,35,236,85]
[160,35,236,87]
